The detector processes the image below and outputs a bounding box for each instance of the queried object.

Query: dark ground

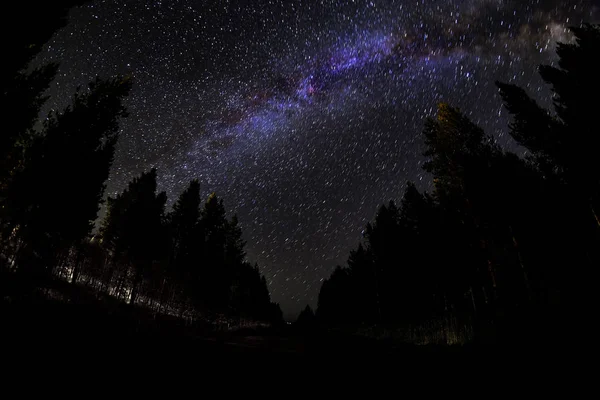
[1,277,574,379]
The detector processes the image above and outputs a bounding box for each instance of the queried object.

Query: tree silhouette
[1,1,88,254]
[3,77,132,282]
[101,169,167,305]
[348,242,379,323]
[397,183,440,320]
[200,193,230,310]
[497,23,600,317]
[0,65,57,196]
[268,302,285,326]
[230,262,271,319]
[497,25,600,221]
[168,179,204,307]
[225,215,246,268]
[296,305,316,329]
[3,1,87,80]
[538,24,600,197]
[317,26,600,343]
[317,266,353,324]
[1,1,282,334]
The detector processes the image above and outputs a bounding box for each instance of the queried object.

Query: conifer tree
[6,77,132,279]
[1,1,88,249]
[101,169,167,305]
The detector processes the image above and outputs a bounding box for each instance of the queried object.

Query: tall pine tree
[168,179,203,306]
[6,77,132,279]
[1,1,88,249]
[101,169,167,305]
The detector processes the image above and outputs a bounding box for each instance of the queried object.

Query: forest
[1,0,598,351]
[315,23,599,344]
[1,1,282,333]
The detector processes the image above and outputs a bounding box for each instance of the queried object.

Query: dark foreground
[2,279,573,376]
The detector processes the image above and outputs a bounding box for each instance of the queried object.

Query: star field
[35,0,598,317]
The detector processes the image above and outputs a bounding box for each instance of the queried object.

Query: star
[33,0,598,318]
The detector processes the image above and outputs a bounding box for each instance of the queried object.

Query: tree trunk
[129,267,142,306]
[130,279,139,306]
[509,225,531,300]
[71,247,83,284]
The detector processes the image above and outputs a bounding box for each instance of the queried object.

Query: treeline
[85,169,281,322]
[317,24,600,342]
[0,1,281,325]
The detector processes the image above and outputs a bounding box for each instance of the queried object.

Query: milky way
[36,0,598,316]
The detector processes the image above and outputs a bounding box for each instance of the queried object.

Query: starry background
[35,0,598,318]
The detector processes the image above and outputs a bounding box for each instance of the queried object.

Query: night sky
[35,0,598,317]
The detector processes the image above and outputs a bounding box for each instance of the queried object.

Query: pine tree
[202,193,228,259]
[225,214,246,268]
[538,24,600,195]
[3,1,87,81]
[422,104,503,313]
[494,82,559,178]
[317,266,352,323]
[497,24,600,317]
[168,179,203,301]
[498,25,600,216]
[200,193,230,310]
[0,65,58,196]
[6,77,132,280]
[268,302,284,325]
[346,243,378,323]
[101,169,167,305]
[423,103,497,201]
[230,262,272,319]
[397,183,440,319]
[296,305,316,328]
[1,1,88,249]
